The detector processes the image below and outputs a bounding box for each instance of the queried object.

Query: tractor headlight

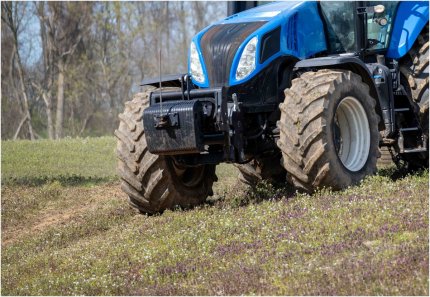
[189,41,205,84]
[235,36,258,81]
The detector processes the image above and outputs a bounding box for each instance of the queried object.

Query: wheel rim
[333,96,370,172]
[170,160,206,188]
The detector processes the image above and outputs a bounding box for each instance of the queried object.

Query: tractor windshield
[320,2,357,54]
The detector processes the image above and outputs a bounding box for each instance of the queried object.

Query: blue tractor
[116,1,429,214]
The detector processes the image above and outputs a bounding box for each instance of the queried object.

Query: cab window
[366,2,399,50]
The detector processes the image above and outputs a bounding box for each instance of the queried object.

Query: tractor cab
[320,1,398,54]
[230,1,399,55]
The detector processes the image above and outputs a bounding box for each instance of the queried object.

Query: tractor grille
[200,22,266,87]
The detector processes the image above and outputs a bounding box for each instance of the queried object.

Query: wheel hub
[334,96,370,172]
[171,160,206,188]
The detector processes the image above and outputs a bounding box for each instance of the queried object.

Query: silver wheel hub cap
[334,96,371,172]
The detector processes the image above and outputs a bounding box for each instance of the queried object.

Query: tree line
[1,1,226,140]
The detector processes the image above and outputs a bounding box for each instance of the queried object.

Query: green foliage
[1,138,428,295]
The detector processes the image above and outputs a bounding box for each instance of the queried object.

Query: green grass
[1,137,429,295]
[1,137,117,186]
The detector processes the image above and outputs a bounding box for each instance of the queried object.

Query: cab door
[365,1,399,52]
[319,2,358,54]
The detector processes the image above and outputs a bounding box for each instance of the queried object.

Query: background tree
[1,1,227,140]
[1,2,35,140]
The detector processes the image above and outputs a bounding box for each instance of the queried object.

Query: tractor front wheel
[115,88,216,214]
[277,69,380,192]
[234,153,286,187]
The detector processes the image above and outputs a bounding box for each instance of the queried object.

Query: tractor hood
[188,1,327,88]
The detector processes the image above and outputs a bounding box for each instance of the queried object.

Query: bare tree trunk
[2,2,35,140]
[193,2,205,33]
[14,44,34,140]
[180,2,188,70]
[13,114,28,140]
[79,114,92,136]
[36,1,54,140]
[43,93,54,139]
[9,50,25,115]
[55,59,65,139]
[31,81,54,140]
[165,2,169,58]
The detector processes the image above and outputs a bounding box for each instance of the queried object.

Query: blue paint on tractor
[189,1,326,87]
[189,0,429,87]
[386,1,429,59]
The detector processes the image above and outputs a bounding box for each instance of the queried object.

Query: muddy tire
[115,88,216,214]
[399,26,429,168]
[377,147,395,168]
[400,25,429,109]
[277,69,380,192]
[235,153,286,187]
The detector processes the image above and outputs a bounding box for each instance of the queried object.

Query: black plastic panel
[260,27,281,64]
[200,22,266,87]
[228,56,296,106]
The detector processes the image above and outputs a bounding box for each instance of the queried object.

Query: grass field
[1,137,429,295]
[1,137,117,186]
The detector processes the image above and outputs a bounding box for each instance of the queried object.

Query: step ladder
[393,89,428,154]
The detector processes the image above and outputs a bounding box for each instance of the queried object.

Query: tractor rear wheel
[399,26,429,168]
[277,69,380,192]
[400,24,429,111]
[115,88,216,214]
[377,147,395,168]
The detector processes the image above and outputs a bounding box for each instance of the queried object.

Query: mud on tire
[115,88,216,214]
[377,147,395,168]
[235,153,286,187]
[400,24,429,110]
[399,26,429,168]
[277,69,380,192]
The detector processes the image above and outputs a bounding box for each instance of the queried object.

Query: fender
[294,55,388,132]
[386,1,429,59]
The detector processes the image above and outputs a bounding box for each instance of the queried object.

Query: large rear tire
[377,147,395,168]
[399,26,429,168]
[277,69,380,192]
[400,25,429,110]
[115,88,216,214]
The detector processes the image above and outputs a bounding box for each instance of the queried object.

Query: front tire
[277,69,380,192]
[235,153,286,187]
[115,89,216,214]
